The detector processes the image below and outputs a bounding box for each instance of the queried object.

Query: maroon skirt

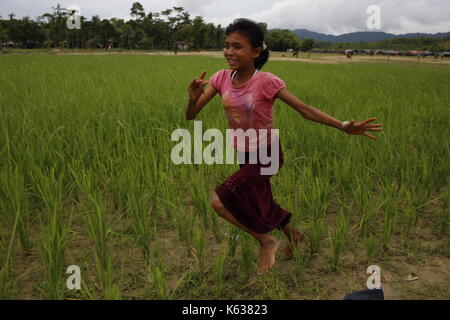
[214,141,292,234]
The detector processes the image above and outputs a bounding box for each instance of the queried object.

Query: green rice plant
[34,168,69,300]
[227,226,240,258]
[364,233,379,262]
[150,173,173,226]
[127,191,153,264]
[173,206,196,254]
[332,157,353,200]
[418,152,432,189]
[0,169,24,299]
[75,170,120,299]
[210,209,222,243]
[108,169,132,212]
[156,193,182,230]
[307,216,326,255]
[150,264,188,300]
[400,191,419,249]
[439,187,449,235]
[192,225,205,271]
[0,232,5,262]
[412,185,431,214]
[239,232,255,276]
[188,173,212,230]
[290,245,308,288]
[214,250,226,297]
[0,167,32,253]
[78,267,98,300]
[328,210,349,270]
[353,175,379,236]
[38,211,68,300]
[381,205,398,250]
[259,272,288,299]
[377,182,400,248]
[151,230,165,269]
[300,168,332,220]
[382,196,398,249]
[299,170,331,256]
[151,265,168,299]
[0,235,18,300]
[85,191,121,299]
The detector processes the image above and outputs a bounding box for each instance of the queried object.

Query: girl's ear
[254,47,262,58]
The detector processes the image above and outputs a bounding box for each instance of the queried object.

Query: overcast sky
[1,0,449,35]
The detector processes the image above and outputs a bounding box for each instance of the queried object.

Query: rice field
[0,53,449,299]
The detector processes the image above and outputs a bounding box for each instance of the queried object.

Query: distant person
[293,50,299,58]
[186,18,383,275]
[345,49,353,59]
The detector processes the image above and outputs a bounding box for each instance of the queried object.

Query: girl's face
[224,31,262,71]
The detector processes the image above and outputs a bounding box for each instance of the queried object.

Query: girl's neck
[232,65,257,85]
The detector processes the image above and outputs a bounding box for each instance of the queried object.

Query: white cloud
[213,0,450,35]
[177,0,219,15]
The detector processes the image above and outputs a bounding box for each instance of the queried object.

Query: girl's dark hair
[225,18,269,70]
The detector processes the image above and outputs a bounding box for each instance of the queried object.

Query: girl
[185,18,383,275]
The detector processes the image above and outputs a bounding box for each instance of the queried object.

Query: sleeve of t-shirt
[262,73,286,100]
[208,69,225,94]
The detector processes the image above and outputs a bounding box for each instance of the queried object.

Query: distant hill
[289,29,450,43]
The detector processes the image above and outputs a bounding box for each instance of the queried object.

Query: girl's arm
[186,70,218,120]
[276,88,383,139]
[276,88,343,129]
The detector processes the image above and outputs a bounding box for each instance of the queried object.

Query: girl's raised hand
[342,117,383,140]
[188,70,208,101]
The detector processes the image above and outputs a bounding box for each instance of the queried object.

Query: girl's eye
[225,44,242,49]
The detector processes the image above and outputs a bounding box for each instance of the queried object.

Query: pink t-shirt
[209,69,286,152]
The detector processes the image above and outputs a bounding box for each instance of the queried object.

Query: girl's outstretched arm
[186,70,218,120]
[276,88,383,139]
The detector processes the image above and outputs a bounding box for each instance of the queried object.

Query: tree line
[0,3,227,50]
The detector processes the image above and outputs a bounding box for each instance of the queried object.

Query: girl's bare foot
[282,227,305,259]
[258,235,279,274]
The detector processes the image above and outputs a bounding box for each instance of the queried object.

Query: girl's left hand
[342,117,383,139]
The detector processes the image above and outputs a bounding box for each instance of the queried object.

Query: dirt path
[8,50,450,65]
[151,51,450,65]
